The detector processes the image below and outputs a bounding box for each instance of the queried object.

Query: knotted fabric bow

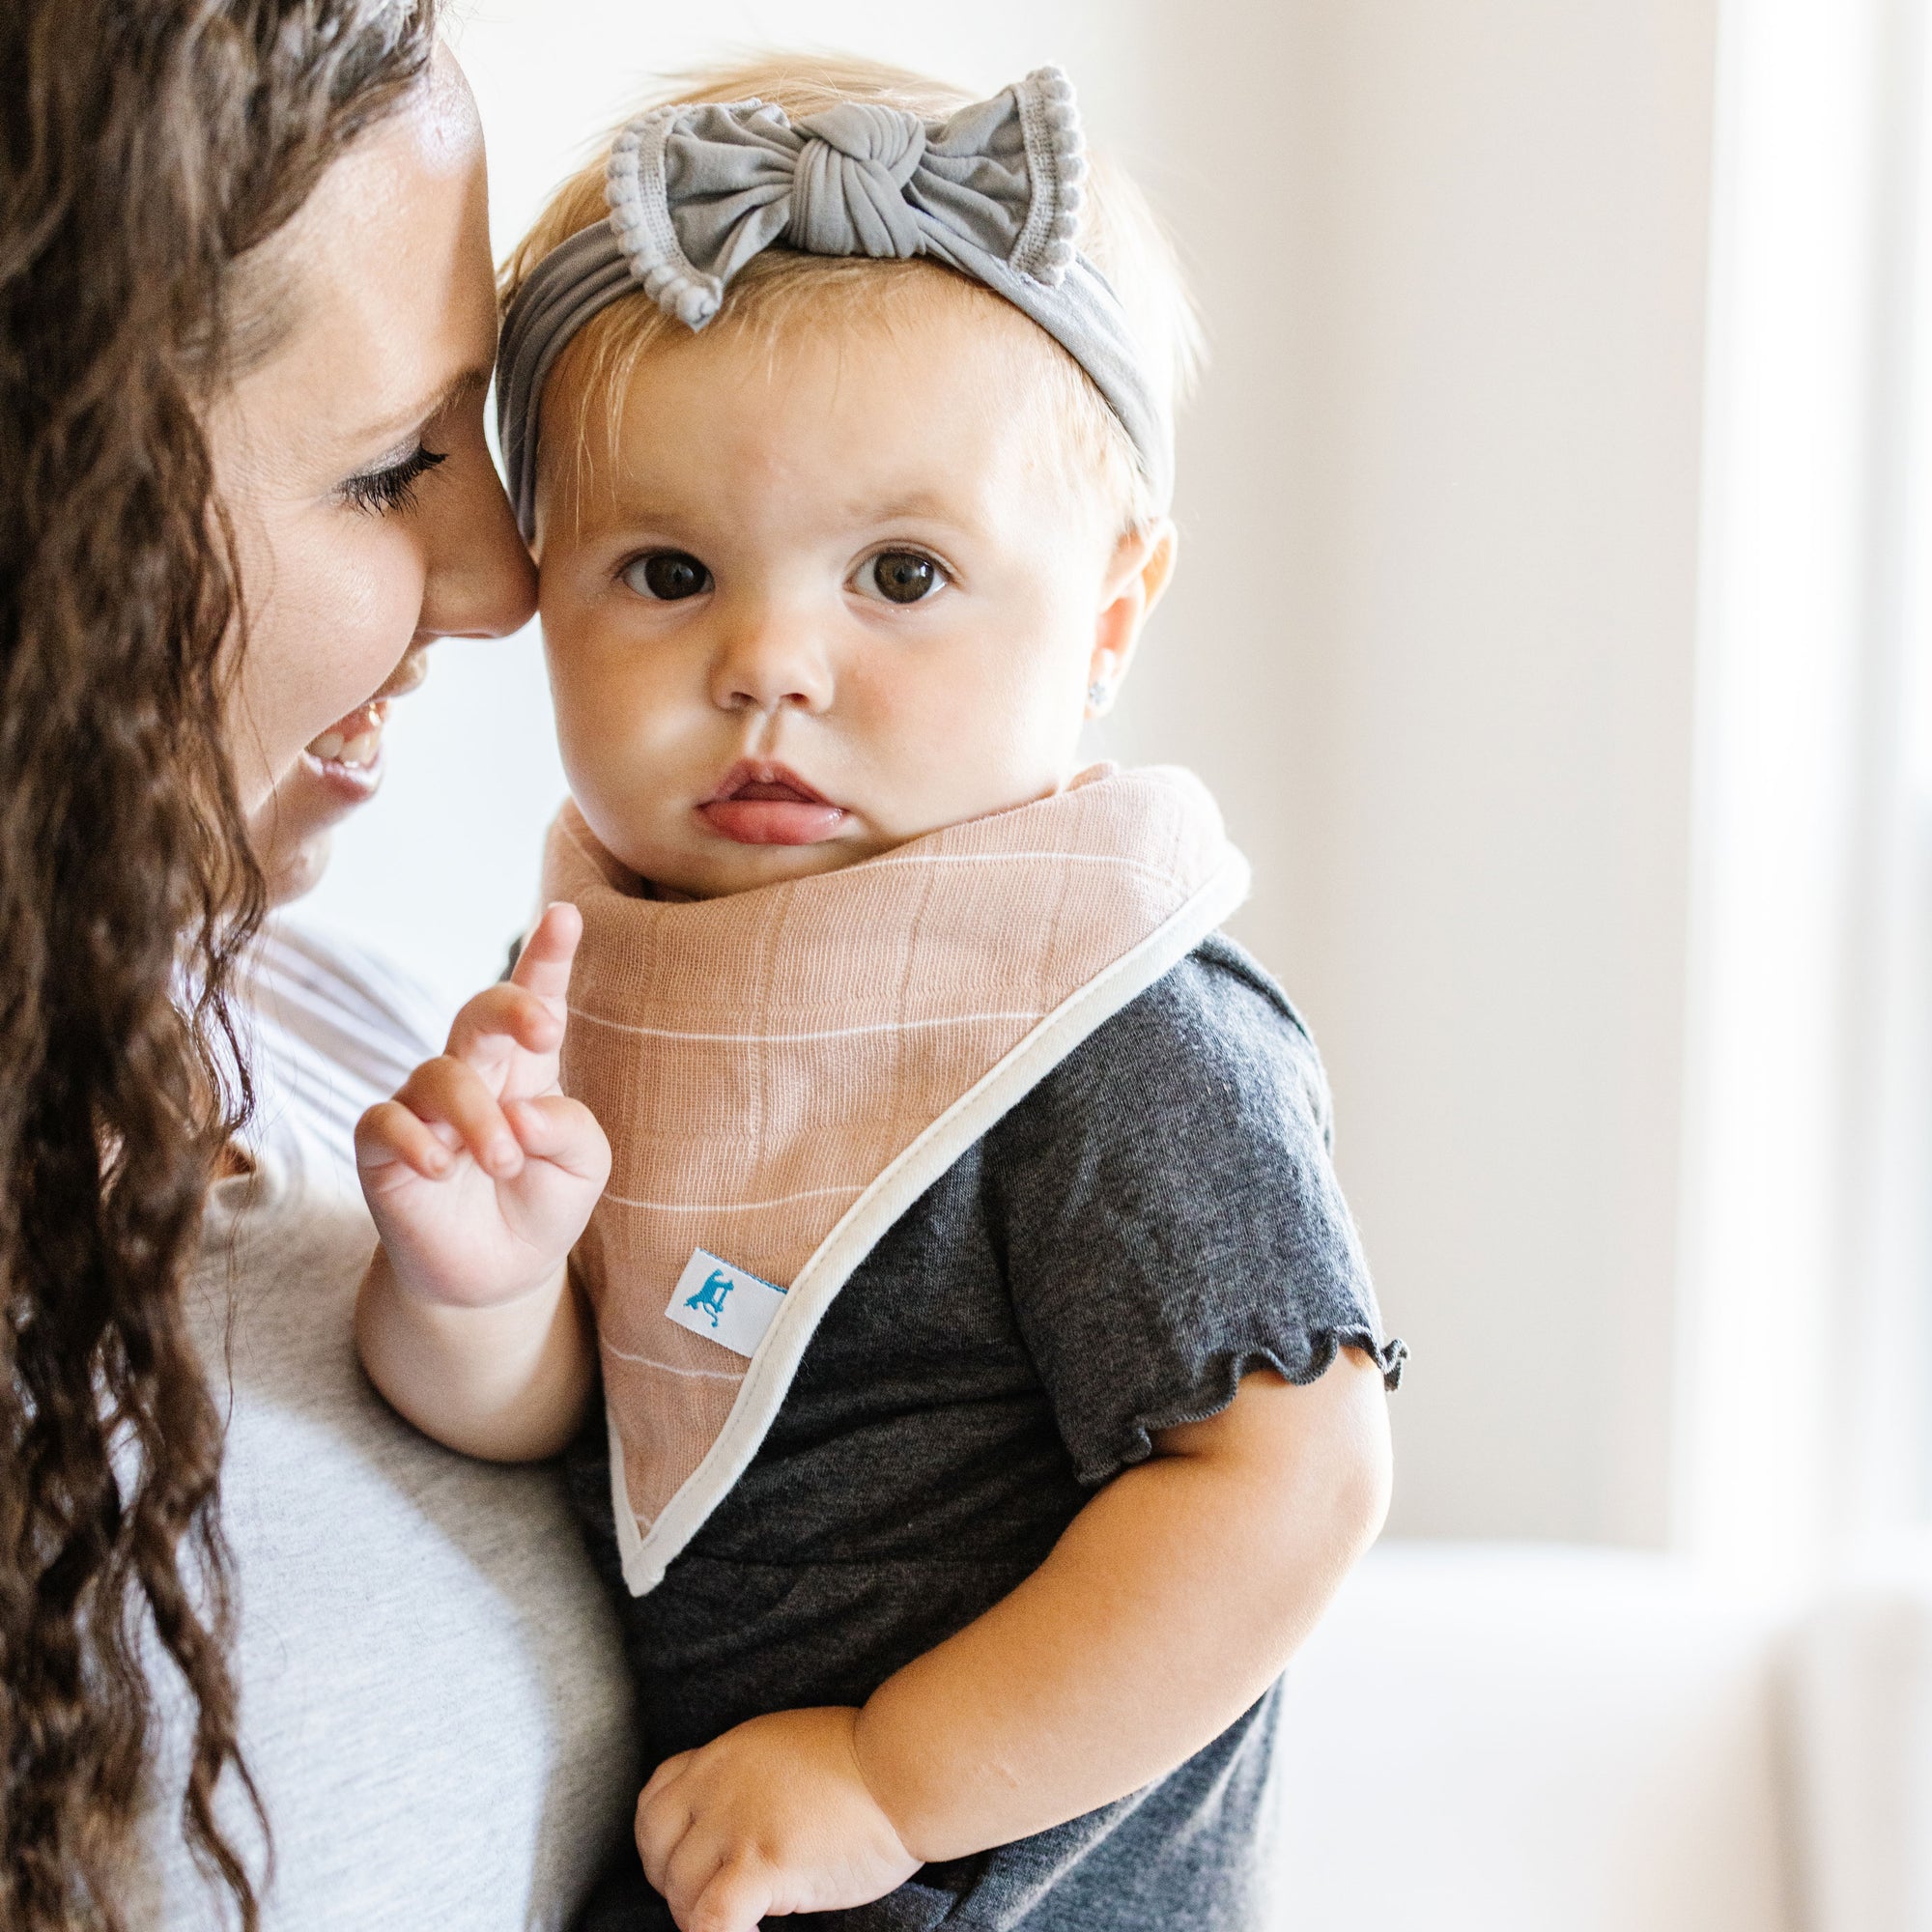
[497,67,1171,538]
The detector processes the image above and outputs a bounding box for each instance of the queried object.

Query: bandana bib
[541,765,1249,1594]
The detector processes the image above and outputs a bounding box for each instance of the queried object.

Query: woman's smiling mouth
[298,647,433,801]
[697,761,850,845]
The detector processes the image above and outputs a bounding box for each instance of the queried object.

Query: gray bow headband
[496,67,1171,540]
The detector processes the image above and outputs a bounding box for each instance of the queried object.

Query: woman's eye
[623,552,713,601]
[341,443,446,517]
[864,551,944,606]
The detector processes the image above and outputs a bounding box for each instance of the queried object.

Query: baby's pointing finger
[508,901,582,1011]
[393,1057,524,1179]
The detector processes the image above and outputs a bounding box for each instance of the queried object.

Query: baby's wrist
[356,1247,591,1463]
[850,1692,962,1865]
[374,1239,570,1320]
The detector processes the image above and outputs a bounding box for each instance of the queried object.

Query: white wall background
[305,0,1721,1548]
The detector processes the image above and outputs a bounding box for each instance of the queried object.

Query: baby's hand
[635,1707,920,1932]
[355,903,609,1309]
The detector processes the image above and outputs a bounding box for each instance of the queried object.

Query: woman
[2,4,634,1925]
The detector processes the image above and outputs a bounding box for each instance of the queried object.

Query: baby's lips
[697,797,849,845]
[704,758,833,806]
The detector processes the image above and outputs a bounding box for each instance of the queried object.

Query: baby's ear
[1090,519,1179,692]
[1123,518,1179,616]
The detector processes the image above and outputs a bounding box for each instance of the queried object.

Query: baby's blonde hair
[503,52,1203,535]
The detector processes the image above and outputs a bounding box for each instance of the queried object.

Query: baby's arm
[860,1349,1392,1848]
[354,904,608,1462]
[636,1348,1391,1931]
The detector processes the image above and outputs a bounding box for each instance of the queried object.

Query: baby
[355,55,1404,1932]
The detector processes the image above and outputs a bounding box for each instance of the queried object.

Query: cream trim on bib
[609,845,1248,1593]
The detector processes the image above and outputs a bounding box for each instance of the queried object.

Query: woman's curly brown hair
[0,2,437,1924]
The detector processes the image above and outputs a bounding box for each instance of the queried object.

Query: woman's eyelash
[342,443,447,516]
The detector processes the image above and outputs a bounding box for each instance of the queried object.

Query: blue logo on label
[667,1248,788,1359]
[683,1267,736,1329]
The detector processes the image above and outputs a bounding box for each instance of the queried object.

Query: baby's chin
[611,822,895,901]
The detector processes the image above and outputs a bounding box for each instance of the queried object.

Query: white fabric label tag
[664,1247,788,1359]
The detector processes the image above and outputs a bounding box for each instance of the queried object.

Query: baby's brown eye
[869,551,939,605]
[624,551,712,601]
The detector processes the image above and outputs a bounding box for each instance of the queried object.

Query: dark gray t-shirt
[573,936,1401,1932]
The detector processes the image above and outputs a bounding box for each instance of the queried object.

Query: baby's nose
[710,620,834,715]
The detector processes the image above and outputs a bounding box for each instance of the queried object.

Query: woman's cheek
[307,526,428,715]
[269,525,424,745]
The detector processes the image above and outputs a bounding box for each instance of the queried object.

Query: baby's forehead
[548,262,1035,416]
[537,269,1130,534]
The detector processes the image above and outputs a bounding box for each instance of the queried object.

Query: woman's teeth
[307,703,385,769]
[309,728,379,768]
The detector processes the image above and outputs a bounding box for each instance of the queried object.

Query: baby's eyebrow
[577,485,980,537]
[857,490,968,525]
[590,494,686,526]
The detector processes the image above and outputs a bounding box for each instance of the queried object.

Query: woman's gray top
[571,934,1400,1932]
[131,919,638,1930]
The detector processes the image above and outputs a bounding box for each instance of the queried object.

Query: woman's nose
[414,440,538,642]
[709,606,834,715]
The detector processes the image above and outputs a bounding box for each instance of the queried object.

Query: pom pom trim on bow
[1009,66,1089,286]
[601,66,1091,334]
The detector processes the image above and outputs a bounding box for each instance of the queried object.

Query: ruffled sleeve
[988,935,1404,1488]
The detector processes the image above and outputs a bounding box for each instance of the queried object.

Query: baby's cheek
[552,658,699,861]
[548,649,620,763]
[547,623,648,758]
[555,681,652,807]
[866,643,1082,828]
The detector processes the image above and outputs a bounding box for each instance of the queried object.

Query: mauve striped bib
[540,764,1249,1594]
